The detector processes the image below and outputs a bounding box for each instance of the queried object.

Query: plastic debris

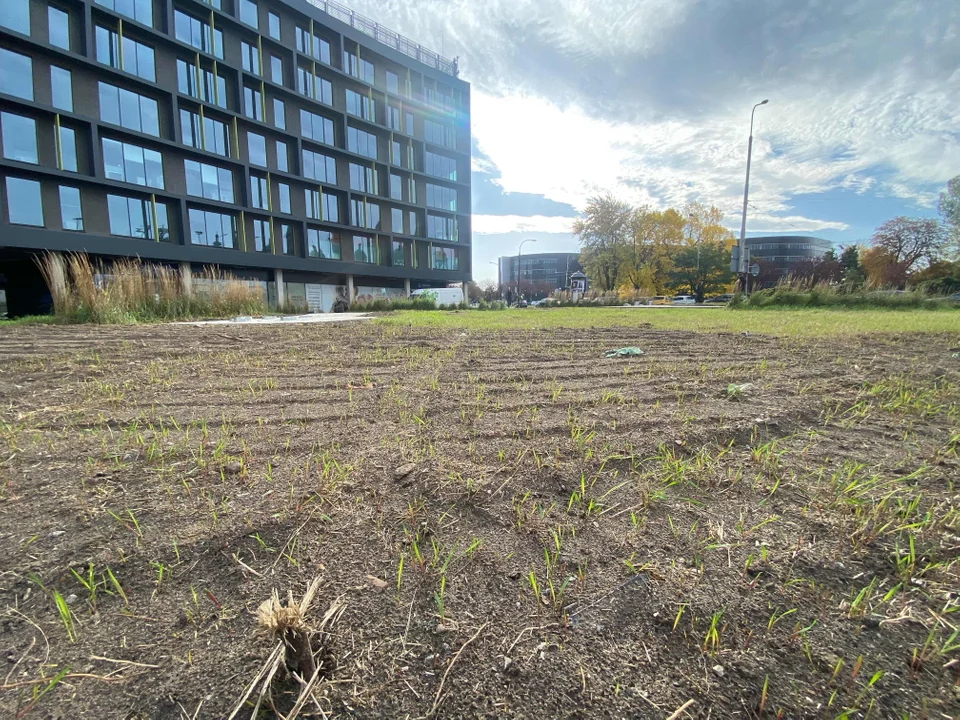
[604,346,644,358]
[727,383,756,399]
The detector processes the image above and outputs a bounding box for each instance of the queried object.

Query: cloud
[339,0,959,235]
[737,214,850,233]
[472,214,575,235]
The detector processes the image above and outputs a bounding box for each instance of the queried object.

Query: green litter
[604,347,644,358]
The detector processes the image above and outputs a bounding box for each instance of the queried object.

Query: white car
[672,295,696,305]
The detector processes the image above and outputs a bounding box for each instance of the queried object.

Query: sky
[344,0,960,283]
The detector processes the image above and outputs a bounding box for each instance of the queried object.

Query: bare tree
[870,217,947,274]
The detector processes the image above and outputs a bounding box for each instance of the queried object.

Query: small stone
[712,664,725,678]
[223,461,243,475]
[394,463,416,480]
[49,531,66,538]
[436,620,459,633]
[365,575,388,592]
[65,594,78,605]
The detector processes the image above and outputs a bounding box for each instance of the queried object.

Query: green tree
[939,175,960,259]
[666,243,733,302]
[574,194,632,291]
[838,245,864,286]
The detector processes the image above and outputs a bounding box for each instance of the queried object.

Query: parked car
[651,296,671,305]
[705,294,734,304]
[672,295,696,305]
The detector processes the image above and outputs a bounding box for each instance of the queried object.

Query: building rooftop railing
[305,0,459,77]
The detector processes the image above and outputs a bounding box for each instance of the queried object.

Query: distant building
[0,0,470,315]
[498,252,582,293]
[747,235,833,287]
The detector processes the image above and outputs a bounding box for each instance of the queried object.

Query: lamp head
[760,99,769,105]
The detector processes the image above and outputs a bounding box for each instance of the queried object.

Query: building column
[274,268,285,308]
[180,262,192,296]
[347,274,355,301]
[461,281,468,304]
[404,278,411,297]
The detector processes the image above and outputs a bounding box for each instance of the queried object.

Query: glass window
[303,149,337,183]
[184,159,233,203]
[389,174,402,201]
[273,98,285,130]
[99,82,159,136]
[391,208,403,234]
[241,41,260,75]
[243,86,263,120]
[278,183,290,214]
[405,112,414,136]
[95,0,153,28]
[306,228,341,259]
[180,110,230,156]
[250,174,268,210]
[430,246,459,271]
[347,127,377,160]
[97,27,155,81]
[305,189,338,222]
[427,214,458,242]
[0,49,34,101]
[348,163,376,194]
[408,211,418,236]
[1,112,38,164]
[188,207,236,247]
[276,140,288,172]
[59,186,83,231]
[49,6,70,50]
[239,0,258,29]
[350,199,380,230]
[352,235,379,264]
[386,106,401,132]
[386,71,399,95]
[268,12,280,40]
[392,240,405,266]
[425,119,456,149]
[177,59,227,108]
[425,151,457,181]
[300,110,334,144]
[2,0,30,35]
[270,55,283,85]
[252,218,271,252]
[58,126,78,172]
[5,177,43,226]
[426,183,457,211]
[346,90,375,121]
[279,223,296,255]
[247,132,266,166]
[102,138,164,188]
[50,66,72,111]
[174,9,223,58]
[107,194,168,240]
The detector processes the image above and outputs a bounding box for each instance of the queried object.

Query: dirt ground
[0,320,958,719]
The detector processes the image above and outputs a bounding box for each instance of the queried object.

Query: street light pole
[517,238,536,302]
[738,99,768,294]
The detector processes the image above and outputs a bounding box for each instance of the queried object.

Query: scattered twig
[89,654,160,669]
[666,698,695,720]
[427,622,488,718]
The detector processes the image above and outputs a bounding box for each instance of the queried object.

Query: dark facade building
[498,251,582,291]
[0,0,470,314]
[746,235,832,287]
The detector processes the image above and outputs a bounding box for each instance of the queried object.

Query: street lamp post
[516,238,536,303]
[737,99,768,294]
[489,261,501,300]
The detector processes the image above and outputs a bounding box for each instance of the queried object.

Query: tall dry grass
[35,252,266,323]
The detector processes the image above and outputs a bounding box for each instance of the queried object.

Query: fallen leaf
[365,575,388,592]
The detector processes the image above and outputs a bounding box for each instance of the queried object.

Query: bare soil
[0,321,958,719]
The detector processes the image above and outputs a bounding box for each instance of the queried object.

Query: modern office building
[498,251,582,292]
[746,235,832,287]
[0,0,470,314]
